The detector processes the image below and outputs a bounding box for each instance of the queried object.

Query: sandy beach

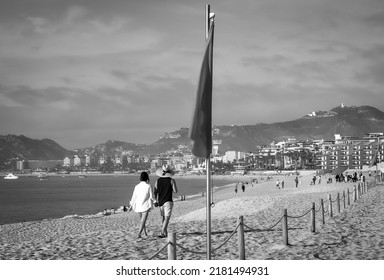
[0,171,383,260]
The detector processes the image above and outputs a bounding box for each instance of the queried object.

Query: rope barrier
[176,244,206,255]
[149,241,171,260]
[212,223,240,252]
[287,208,312,219]
[263,215,285,231]
[330,196,339,203]
[243,223,263,232]
[148,180,378,260]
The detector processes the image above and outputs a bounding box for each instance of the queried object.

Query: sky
[0,0,384,149]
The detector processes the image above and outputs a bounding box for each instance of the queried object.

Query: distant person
[281,180,284,188]
[128,171,155,238]
[276,179,280,189]
[312,175,316,185]
[235,183,238,194]
[154,165,178,238]
[295,176,299,188]
[241,182,245,192]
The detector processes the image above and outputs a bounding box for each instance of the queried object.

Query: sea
[0,174,232,225]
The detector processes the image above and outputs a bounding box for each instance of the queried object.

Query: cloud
[362,11,384,27]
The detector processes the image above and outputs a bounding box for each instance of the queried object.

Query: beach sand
[0,172,383,260]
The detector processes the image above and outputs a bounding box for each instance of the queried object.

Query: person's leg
[159,202,173,237]
[138,211,149,238]
[161,215,171,237]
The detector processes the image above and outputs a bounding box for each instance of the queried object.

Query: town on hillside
[9,132,384,176]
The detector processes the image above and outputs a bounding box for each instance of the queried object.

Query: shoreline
[0,169,368,227]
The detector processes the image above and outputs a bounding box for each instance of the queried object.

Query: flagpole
[205,4,212,261]
[377,136,379,183]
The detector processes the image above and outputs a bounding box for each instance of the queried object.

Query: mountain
[0,135,74,169]
[1,105,384,168]
[146,105,384,153]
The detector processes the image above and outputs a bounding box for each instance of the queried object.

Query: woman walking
[129,171,155,238]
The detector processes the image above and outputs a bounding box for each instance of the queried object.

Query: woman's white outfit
[130,181,154,213]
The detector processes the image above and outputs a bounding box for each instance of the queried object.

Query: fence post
[328,194,333,218]
[337,193,340,214]
[311,202,316,233]
[238,216,245,260]
[168,232,177,260]
[282,209,288,245]
[354,185,357,202]
[343,190,346,209]
[321,199,325,225]
[358,184,361,199]
[347,189,350,206]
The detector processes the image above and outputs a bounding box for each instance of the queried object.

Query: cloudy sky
[0,0,383,149]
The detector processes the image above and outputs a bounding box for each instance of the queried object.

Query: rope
[331,196,339,203]
[175,223,240,255]
[176,244,206,255]
[261,215,284,231]
[287,208,312,219]
[315,204,322,212]
[149,241,171,260]
[243,223,263,232]
[212,223,240,252]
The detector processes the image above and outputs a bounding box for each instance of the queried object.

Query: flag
[189,21,214,158]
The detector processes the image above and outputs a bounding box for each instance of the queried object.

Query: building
[316,137,383,170]
[225,151,245,163]
[16,159,63,171]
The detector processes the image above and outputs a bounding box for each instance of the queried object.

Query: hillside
[1,105,384,168]
[145,105,384,153]
[0,135,74,169]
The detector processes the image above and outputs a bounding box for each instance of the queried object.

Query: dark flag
[189,22,214,158]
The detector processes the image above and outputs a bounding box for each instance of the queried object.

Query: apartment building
[316,138,383,170]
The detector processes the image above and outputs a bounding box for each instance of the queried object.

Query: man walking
[154,165,178,238]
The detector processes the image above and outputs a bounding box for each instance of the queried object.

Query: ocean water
[0,174,231,225]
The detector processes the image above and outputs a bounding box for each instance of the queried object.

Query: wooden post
[328,194,333,218]
[321,199,325,225]
[168,232,177,260]
[311,202,316,233]
[354,185,357,202]
[238,216,245,260]
[343,190,346,209]
[337,193,340,214]
[282,209,288,245]
[358,185,361,199]
[347,188,350,206]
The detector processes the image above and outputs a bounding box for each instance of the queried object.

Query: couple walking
[128,165,178,239]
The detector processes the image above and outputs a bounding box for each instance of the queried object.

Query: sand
[0,172,383,260]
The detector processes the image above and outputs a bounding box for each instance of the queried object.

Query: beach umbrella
[331,166,348,175]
